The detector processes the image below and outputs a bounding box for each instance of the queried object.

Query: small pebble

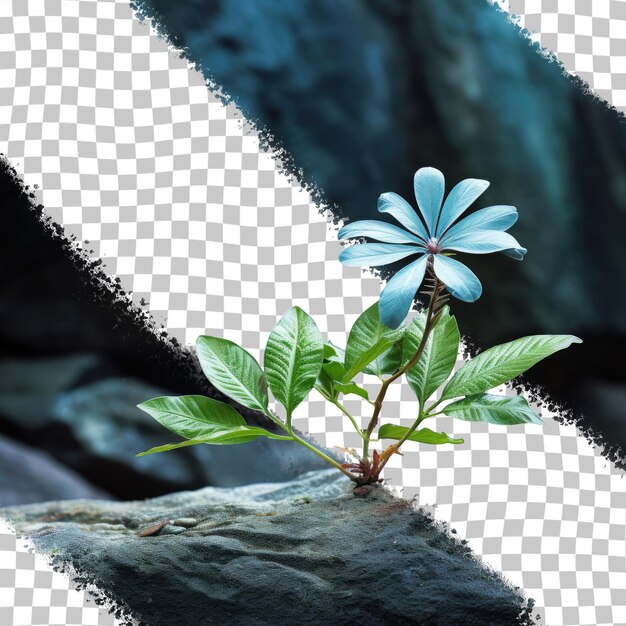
[138,520,169,537]
[171,518,198,528]
[159,524,186,535]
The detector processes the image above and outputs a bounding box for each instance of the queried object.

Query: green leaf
[441,334,582,400]
[136,426,289,457]
[135,395,290,457]
[264,306,324,415]
[314,367,337,400]
[334,381,370,401]
[137,395,246,439]
[378,423,464,445]
[344,302,405,382]
[321,361,347,382]
[403,307,460,407]
[196,426,289,444]
[325,360,371,400]
[136,440,206,457]
[365,339,404,378]
[443,393,543,425]
[323,342,345,363]
[196,336,268,412]
[315,360,370,402]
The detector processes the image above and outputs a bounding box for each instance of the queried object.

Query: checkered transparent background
[506,0,626,109]
[0,522,116,626]
[0,1,625,625]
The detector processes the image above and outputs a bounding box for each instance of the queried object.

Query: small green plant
[136,167,581,491]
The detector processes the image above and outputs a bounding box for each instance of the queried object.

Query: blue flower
[338,167,526,328]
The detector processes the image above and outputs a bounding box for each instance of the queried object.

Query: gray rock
[0,354,101,428]
[159,524,186,535]
[0,354,209,497]
[0,355,328,500]
[50,377,329,487]
[0,435,110,507]
[170,517,198,527]
[2,470,533,625]
[50,377,200,486]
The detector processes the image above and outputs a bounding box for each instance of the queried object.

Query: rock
[170,517,198,527]
[0,354,103,429]
[0,356,328,500]
[2,470,533,625]
[0,435,110,507]
[0,354,208,498]
[50,377,329,493]
[48,377,215,493]
[159,524,186,535]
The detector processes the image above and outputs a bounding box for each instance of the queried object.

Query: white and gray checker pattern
[0,520,116,626]
[0,1,625,625]
[506,0,626,109]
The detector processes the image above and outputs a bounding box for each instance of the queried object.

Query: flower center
[426,238,440,254]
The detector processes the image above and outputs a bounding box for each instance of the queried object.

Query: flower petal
[338,220,425,244]
[433,255,482,302]
[501,247,526,261]
[439,205,518,241]
[413,167,445,235]
[338,243,423,267]
[379,255,429,328]
[377,192,429,242]
[435,178,490,237]
[440,229,527,259]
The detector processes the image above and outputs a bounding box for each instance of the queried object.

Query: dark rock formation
[0,435,110,506]
[0,355,327,500]
[2,470,534,625]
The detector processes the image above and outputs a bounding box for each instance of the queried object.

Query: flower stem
[263,409,291,432]
[289,428,359,481]
[362,273,445,458]
[315,389,366,440]
[264,407,359,481]
[424,408,445,418]
[396,413,429,446]
[331,399,365,439]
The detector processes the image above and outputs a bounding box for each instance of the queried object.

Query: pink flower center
[427,238,440,254]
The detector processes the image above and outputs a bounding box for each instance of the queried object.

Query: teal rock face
[2,470,534,625]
